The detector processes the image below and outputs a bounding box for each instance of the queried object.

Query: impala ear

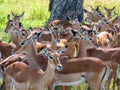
[74,18,79,23]
[17,12,25,21]
[37,31,43,38]
[39,48,49,57]
[71,30,77,36]
[57,46,67,54]
[20,12,24,17]
[83,9,89,13]
[112,7,115,10]
[20,40,26,46]
[29,27,33,32]
[90,6,95,11]
[11,11,15,16]
[96,6,99,11]
[7,15,10,20]
[104,6,107,10]
[66,16,72,21]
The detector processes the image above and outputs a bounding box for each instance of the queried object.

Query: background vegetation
[0,0,49,42]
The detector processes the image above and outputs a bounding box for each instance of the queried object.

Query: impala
[0,40,16,59]
[5,51,63,90]
[4,31,63,90]
[87,47,120,90]
[104,6,115,19]
[84,8,104,22]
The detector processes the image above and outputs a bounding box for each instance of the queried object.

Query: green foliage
[0,0,49,42]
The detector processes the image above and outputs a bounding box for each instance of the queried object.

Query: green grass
[0,0,49,42]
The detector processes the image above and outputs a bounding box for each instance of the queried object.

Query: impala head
[84,7,104,22]
[58,23,68,35]
[15,28,43,53]
[18,27,33,39]
[40,47,64,71]
[4,14,23,33]
[27,27,43,40]
[48,50,63,71]
[69,18,82,30]
[47,25,60,41]
[4,15,15,33]
[104,6,115,18]
[84,9,94,22]
[90,22,99,32]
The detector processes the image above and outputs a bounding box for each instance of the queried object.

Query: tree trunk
[47,0,84,26]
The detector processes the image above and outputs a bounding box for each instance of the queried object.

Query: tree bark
[47,0,84,26]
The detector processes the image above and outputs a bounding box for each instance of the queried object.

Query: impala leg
[62,86,69,90]
[76,85,82,90]
[87,67,108,90]
[48,78,61,90]
[87,74,101,90]
[0,73,5,90]
[111,63,118,90]
[112,74,117,90]
[116,65,120,90]
[116,77,120,90]
[5,75,11,90]
[106,72,113,90]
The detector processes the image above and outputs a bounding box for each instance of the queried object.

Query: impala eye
[11,23,13,26]
[34,32,37,35]
[49,56,53,59]
[22,33,25,36]
[21,42,25,45]
[89,38,92,40]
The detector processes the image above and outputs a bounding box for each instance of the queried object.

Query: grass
[0,0,120,89]
[0,0,49,42]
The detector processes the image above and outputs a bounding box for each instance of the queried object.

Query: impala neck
[78,38,96,57]
[92,32,98,45]
[51,33,57,50]
[113,30,118,46]
[25,43,42,69]
[42,60,55,86]
[11,31,19,46]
